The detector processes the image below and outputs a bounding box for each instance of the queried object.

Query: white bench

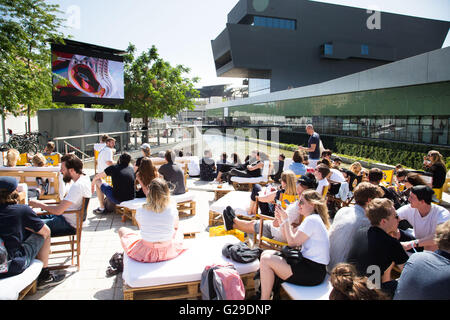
[122,235,259,300]
[281,276,332,300]
[230,160,271,191]
[0,259,43,300]
[208,191,255,226]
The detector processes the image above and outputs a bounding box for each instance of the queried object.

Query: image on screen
[52,50,124,102]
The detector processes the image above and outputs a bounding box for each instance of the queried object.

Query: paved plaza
[24,178,216,300]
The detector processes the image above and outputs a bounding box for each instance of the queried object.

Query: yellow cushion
[209,225,245,242]
[280,193,299,209]
[16,153,29,166]
[44,153,60,166]
[381,169,394,185]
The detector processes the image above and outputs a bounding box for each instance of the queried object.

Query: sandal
[105,266,119,277]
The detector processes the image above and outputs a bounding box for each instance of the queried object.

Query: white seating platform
[209,191,253,217]
[122,235,259,299]
[281,276,332,300]
[0,259,43,300]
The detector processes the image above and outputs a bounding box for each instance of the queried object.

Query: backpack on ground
[200,263,245,300]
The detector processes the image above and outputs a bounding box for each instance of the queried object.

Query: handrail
[63,140,91,159]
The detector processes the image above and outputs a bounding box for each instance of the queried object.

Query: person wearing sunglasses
[221,173,318,245]
[258,189,330,300]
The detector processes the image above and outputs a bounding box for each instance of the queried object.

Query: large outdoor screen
[51,44,124,105]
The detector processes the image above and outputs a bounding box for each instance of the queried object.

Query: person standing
[299,124,321,169]
[94,137,116,214]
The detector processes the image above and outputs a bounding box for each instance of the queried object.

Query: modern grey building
[211,0,450,94]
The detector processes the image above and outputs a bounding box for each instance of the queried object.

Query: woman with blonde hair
[424,150,447,189]
[118,178,185,263]
[259,189,330,299]
[135,157,159,198]
[248,170,298,216]
[329,263,388,300]
[5,148,20,167]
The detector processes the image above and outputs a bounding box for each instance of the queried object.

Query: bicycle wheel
[0,142,12,152]
[20,141,39,154]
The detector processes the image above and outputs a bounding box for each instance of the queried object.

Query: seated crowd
[1,140,448,300]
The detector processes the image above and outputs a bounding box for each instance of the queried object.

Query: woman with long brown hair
[135,157,159,198]
[423,150,447,189]
[329,263,388,300]
[259,189,330,299]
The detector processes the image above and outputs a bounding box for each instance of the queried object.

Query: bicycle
[3,129,40,154]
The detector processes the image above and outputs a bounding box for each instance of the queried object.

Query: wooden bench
[122,235,258,300]
[0,167,62,201]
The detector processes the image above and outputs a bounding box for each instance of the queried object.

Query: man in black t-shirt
[92,153,135,209]
[0,176,65,289]
[348,198,409,298]
[298,124,320,168]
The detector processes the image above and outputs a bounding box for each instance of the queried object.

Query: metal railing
[51,125,200,162]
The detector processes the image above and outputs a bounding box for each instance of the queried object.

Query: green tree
[0,0,65,131]
[122,43,200,130]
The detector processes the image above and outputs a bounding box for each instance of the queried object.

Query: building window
[324,44,333,55]
[361,44,369,55]
[252,16,296,30]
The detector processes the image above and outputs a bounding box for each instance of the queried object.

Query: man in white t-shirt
[397,185,449,252]
[30,154,92,235]
[94,137,115,214]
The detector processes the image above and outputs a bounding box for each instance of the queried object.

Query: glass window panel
[432,117,447,145]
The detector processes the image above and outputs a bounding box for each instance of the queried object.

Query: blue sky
[48,0,450,88]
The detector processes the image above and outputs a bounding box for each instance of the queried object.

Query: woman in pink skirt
[118,178,186,262]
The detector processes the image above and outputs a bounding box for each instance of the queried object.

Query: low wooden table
[212,183,235,201]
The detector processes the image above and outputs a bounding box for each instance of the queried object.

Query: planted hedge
[333,137,450,171]
[279,131,450,171]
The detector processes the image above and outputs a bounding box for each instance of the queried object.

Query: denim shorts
[100,183,120,204]
[22,233,45,268]
[40,215,75,236]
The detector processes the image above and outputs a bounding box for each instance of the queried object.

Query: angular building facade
[211,0,450,93]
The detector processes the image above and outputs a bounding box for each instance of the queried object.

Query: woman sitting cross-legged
[247,170,298,216]
[118,178,186,263]
[258,189,331,300]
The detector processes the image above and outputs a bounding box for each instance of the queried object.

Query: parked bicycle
[0,129,41,154]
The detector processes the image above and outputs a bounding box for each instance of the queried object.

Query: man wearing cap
[0,177,65,289]
[94,137,116,214]
[135,143,151,169]
[397,185,450,252]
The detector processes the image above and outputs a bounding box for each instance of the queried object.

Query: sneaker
[43,179,49,195]
[93,207,105,214]
[222,206,236,231]
[37,272,66,290]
